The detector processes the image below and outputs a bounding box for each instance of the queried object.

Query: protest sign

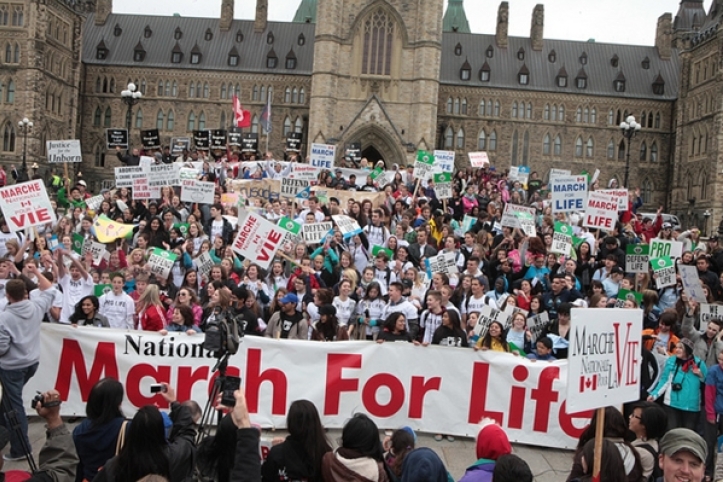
[280,178,310,199]
[132,177,160,200]
[71,233,84,255]
[285,132,302,152]
[473,305,512,338]
[549,168,571,179]
[94,284,112,298]
[85,194,104,212]
[567,308,642,412]
[599,189,629,212]
[332,214,362,238]
[220,193,238,206]
[309,143,335,170]
[368,167,390,186]
[148,164,181,188]
[291,163,320,181]
[516,209,536,237]
[700,303,723,325]
[425,252,458,275]
[625,244,650,274]
[232,212,286,269]
[462,215,477,234]
[141,129,161,150]
[678,264,708,303]
[47,140,82,163]
[0,181,57,232]
[47,235,60,252]
[278,216,303,252]
[114,166,146,188]
[413,151,435,179]
[302,222,333,245]
[210,129,227,150]
[170,137,191,154]
[147,248,177,280]
[227,128,242,148]
[583,191,618,230]
[105,129,128,150]
[432,150,455,173]
[517,166,530,186]
[173,223,189,237]
[651,257,676,289]
[371,245,394,260]
[181,180,215,204]
[193,130,211,150]
[433,172,452,200]
[614,289,643,308]
[89,241,108,266]
[312,187,385,208]
[241,133,258,153]
[526,312,550,344]
[194,252,214,277]
[551,222,573,255]
[650,239,683,260]
[551,176,587,213]
[508,166,520,182]
[500,204,535,230]
[468,151,489,168]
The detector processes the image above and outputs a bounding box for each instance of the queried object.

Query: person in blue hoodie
[458,421,512,482]
[400,447,453,482]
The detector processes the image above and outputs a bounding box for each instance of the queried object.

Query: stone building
[0,0,717,226]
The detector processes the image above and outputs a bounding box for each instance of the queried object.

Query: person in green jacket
[57,180,86,210]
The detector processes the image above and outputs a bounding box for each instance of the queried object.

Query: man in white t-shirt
[383,282,419,338]
[56,249,94,324]
[462,277,495,325]
[99,273,135,329]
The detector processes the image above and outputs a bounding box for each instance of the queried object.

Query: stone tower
[220,0,234,31]
[308,0,444,166]
[530,4,543,51]
[496,2,509,48]
[95,0,112,25]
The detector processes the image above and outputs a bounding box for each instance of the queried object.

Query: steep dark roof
[440,32,680,100]
[82,13,316,75]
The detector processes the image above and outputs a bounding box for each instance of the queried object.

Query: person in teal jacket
[648,337,707,431]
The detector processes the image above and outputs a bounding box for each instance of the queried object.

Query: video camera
[202,307,245,359]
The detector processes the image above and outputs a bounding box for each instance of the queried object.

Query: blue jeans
[0,362,38,458]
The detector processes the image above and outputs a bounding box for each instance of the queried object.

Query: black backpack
[636,442,662,482]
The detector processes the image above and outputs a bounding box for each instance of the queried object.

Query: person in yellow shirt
[475,320,510,352]
[428,210,445,246]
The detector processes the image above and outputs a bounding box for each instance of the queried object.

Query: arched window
[583,107,589,123]
[586,137,594,158]
[607,139,615,159]
[6,79,13,103]
[13,43,18,63]
[285,87,291,103]
[251,115,258,134]
[283,116,292,136]
[543,104,550,121]
[551,105,557,121]
[512,101,518,118]
[686,174,693,201]
[189,82,196,98]
[220,112,226,129]
[292,87,298,104]
[642,178,653,204]
[511,131,519,164]
[456,128,465,149]
[252,85,258,101]
[135,108,143,128]
[489,130,497,151]
[558,105,565,121]
[167,110,174,130]
[461,98,467,115]
[576,107,582,122]
[618,140,626,160]
[93,107,101,126]
[295,117,303,133]
[608,109,614,125]
[590,108,597,124]
[198,112,206,130]
[2,122,15,151]
[94,144,104,167]
[654,113,660,129]
[361,8,395,75]
[494,101,500,117]
[164,80,170,97]
[575,137,583,157]
[478,130,486,150]
[452,98,459,115]
[650,142,658,162]
[444,126,453,148]
[260,85,266,102]
[299,88,305,104]
[486,100,492,116]
[554,135,561,156]
[648,112,653,128]
[235,84,240,95]
[172,81,177,97]
[187,112,195,131]
[103,107,111,127]
[639,141,647,161]
[221,84,226,99]
[203,83,209,99]
[95,77,101,93]
[543,134,551,155]
[700,171,708,199]
[640,111,646,128]
[156,110,164,130]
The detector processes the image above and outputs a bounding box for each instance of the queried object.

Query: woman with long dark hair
[69,295,110,327]
[262,400,332,482]
[475,320,509,352]
[321,413,387,481]
[73,378,125,482]
[570,439,628,482]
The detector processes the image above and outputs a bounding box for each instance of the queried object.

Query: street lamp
[704,209,711,237]
[619,115,641,188]
[17,117,33,182]
[120,82,142,151]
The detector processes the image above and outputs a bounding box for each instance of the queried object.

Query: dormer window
[556,67,568,87]
[144,25,152,38]
[479,61,491,82]
[174,27,182,40]
[614,71,626,92]
[204,28,213,41]
[576,68,588,89]
[191,53,201,64]
[460,59,471,81]
[579,52,588,65]
[642,56,650,69]
[113,24,122,37]
[286,49,297,69]
[171,42,183,64]
[228,47,239,67]
[548,50,556,63]
[454,43,462,56]
[96,40,108,60]
[267,32,274,44]
[298,33,305,46]
[134,41,145,62]
[518,64,529,85]
[652,73,665,95]
[517,47,525,61]
[611,54,619,67]
[486,45,494,58]
[235,30,243,42]
[267,49,277,69]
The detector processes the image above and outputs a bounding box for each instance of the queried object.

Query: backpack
[636,443,662,482]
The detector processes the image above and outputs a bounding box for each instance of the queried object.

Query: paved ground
[3,418,574,481]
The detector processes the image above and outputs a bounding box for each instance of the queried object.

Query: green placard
[371,245,394,259]
[278,216,301,235]
[433,172,452,183]
[150,247,177,261]
[615,288,643,307]
[650,256,674,271]
[94,284,112,297]
[416,150,435,165]
[174,223,190,237]
[368,167,385,181]
[71,233,84,255]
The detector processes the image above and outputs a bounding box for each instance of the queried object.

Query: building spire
[293,0,317,23]
[443,0,470,33]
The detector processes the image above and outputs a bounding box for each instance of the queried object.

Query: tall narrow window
[512,102,518,118]
[640,142,647,161]
[478,130,486,150]
[453,98,460,115]
[189,82,195,98]
[586,137,594,158]
[2,122,14,152]
[156,110,164,130]
[446,98,453,114]
[299,88,305,104]
[554,135,561,156]
[221,84,227,99]
[104,107,111,127]
[544,104,550,121]
[650,142,658,162]
[285,87,291,104]
[479,100,486,116]
[361,8,395,76]
[522,131,529,165]
[444,127,453,149]
[135,109,143,128]
[283,117,292,136]
[489,131,497,151]
[456,128,465,149]
[198,112,206,130]
[511,131,519,165]
[187,112,195,131]
[607,140,615,159]
[543,134,551,155]
[575,137,583,157]
[94,144,104,167]
[93,107,101,126]
[494,101,500,117]
[6,79,14,103]
[295,117,303,133]
[167,110,174,131]
[618,140,626,160]
[251,115,258,134]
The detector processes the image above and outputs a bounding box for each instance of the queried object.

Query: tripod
[0,377,37,472]
[195,352,230,444]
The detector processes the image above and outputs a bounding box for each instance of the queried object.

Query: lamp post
[619,115,641,189]
[704,209,711,237]
[120,82,142,151]
[17,117,33,182]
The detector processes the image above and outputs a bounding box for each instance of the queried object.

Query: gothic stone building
[0,0,720,229]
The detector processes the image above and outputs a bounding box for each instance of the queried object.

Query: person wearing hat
[657,428,707,482]
[658,222,676,241]
[707,235,723,274]
[680,226,707,254]
[332,168,348,190]
[56,180,86,210]
[264,293,309,340]
[311,304,349,341]
[648,338,708,431]
[458,420,512,482]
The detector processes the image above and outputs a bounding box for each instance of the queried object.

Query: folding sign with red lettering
[0,180,57,232]
[232,211,285,269]
[583,191,618,231]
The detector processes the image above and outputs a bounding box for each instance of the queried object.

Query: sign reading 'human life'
[0,181,57,232]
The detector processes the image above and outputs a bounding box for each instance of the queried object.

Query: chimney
[255,0,268,33]
[496,2,509,48]
[95,0,112,26]
[220,0,233,31]
[530,4,544,51]
[656,13,672,60]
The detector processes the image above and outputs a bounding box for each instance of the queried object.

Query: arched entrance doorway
[361,146,383,165]
[342,123,407,168]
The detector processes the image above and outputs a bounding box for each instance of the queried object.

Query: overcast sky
[113,0,710,46]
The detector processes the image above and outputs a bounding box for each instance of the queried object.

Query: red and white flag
[233,94,251,128]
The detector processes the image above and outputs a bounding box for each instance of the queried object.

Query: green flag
[94,284,112,297]
[371,245,394,259]
[72,233,84,255]
[278,217,302,235]
[416,150,434,165]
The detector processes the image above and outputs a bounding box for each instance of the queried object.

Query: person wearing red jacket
[634,206,663,243]
[137,284,166,331]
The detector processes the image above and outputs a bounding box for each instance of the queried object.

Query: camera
[150,384,167,394]
[30,391,61,410]
[203,307,244,359]
[672,383,682,392]
[221,376,242,407]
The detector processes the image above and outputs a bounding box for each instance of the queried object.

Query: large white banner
[27,325,592,449]
[0,181,57,232]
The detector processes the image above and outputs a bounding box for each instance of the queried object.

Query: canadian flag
[233,94,251,128]
[579,374,598,393]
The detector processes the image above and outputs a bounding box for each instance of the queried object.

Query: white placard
[147,248,177,280]
[332,214,362,238]
[148,164,181,188]
[310,143,335,170]
[583,191,618,230]
[468,152,489,168]
[432,150,455,173]
[650,239,684,260]
[291,164,321,181]
[551,176,588,213]
[567,308,642,412]
[280,178,310,199]
[89,241,107,265]
[132,178,160,200]
[115,166,146,188]
[500,204,535,230]
[549,168,571,180]
[302,222,333,244]
[194,252,214,277]
[46,140,82,163]
[179,167,199,181]
[0,181,57,232]
[85,194,104,211]
[232,212,286,269]
[678,264,708,303]
[700,303,723,325]
[181,180,215,204]
[599,189,629,212]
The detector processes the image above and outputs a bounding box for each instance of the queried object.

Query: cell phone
[221,376,242,407]
[150,383,166,393]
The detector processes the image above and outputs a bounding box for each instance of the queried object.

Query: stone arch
[342,123,407,167]
[348,0,410,47]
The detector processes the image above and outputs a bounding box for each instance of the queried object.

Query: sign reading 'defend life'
[551,176,587,213]
[567,308,642,412]
[310,143,335,170]
[47,140,82,163]
[0,181,57,232]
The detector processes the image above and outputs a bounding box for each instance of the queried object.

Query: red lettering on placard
[408,376,441,418]
[324,354,361,415]
[362,373,404,417]
[467,362,504,424]
[531,366,560,432]
[55,339,119,400]
[245,348,287,415]
[558,401,594,439]
[614,322,640,387]
[10,209,51,229]
[508,365,528,429]
[126,363,171,408]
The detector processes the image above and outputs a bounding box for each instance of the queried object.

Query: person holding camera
[648,338,708,431]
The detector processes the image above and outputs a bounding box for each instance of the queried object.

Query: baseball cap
[662,222,672,229]
[610,266,624,275]
[280,293,299,304]
[659,428,707,462]
[401,279,413,290]
[78,180,87,187]
[710,235,719,242]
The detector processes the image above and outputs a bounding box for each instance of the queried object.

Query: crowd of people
[0,146,722,481]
